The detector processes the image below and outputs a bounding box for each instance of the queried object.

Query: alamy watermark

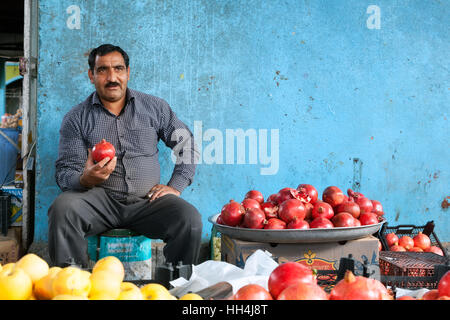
[170,121,279,175]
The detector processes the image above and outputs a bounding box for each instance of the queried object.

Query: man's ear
[127,66,130,80]
[88,69,94,84]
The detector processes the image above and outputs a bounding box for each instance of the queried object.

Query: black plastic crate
[0,193,11,236]
[379,251,449,289]
[377,220,448,257]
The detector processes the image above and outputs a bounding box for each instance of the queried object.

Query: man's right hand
[80,148,117,188]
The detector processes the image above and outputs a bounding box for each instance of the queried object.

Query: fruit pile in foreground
[0,253,201,300]
[384,232,444,256]
[230,261,450,300]
[218,184,384,230]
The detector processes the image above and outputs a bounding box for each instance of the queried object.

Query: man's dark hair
[88,44,130,71]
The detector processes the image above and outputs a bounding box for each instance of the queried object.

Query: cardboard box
[0,186,23,226]
[0,227,22,264]
[221,234,379,275]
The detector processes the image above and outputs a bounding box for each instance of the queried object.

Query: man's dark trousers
[47,187,203,268]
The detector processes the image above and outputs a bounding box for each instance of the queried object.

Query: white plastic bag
[169,249,279,297]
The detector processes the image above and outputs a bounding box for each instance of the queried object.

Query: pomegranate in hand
[92,139,115,163]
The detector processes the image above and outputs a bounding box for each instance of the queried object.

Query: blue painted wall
[35,0,449,243]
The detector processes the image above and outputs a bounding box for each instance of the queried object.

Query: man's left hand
[147,184,181,201]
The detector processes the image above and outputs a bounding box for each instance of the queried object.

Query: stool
[95,228,141,261]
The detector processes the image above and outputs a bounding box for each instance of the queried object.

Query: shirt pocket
[127,127,159,157]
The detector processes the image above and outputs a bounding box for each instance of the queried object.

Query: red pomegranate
[267,193,278,203]
[371,200,384,216]
[233,284,273,300]
[264,218,286,230]
[268,262,316,299]
[397,295,416,300]
[424,246,444,256]
[335,200,360,219]
[241,198,261,210]
[216,215,224,225]
[398,236,414,250]
[242,207,266,229]
[310,217,334,229]
[358,212,379,225]
[244,190,264,204]
[422,289,439,300]
[347,189,373,213]
[413,232,431,250]
[92,139,116,163]
[260,201,279,219]
[277,282,328,300]
[275,187,300,205]
[331,212,356,228]
[355,197,373,214]
[322,186,345,207]
[220,200,245,226]
[304,202,314,220]
[329,270,392,300]
[438,271,450,298]
[296,184,319,204]
[385,233,399,247]
[347,188,365,199]
[278,199,306,223]
[311,201,334,220]
[287,219,309,229]
[390,243,406,252]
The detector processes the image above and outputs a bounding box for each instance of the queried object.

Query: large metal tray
[208,213,386,243]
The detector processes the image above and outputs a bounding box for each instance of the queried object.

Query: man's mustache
[105,82,120,88]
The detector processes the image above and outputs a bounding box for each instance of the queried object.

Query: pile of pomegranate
[230,262,450,300]
[217,184,384,230]
[384,232,444,256]
[230,261,392,300]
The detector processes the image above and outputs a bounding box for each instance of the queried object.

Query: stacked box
[0,227,21,264]
[221,234,380,277]
[0,186,23,226]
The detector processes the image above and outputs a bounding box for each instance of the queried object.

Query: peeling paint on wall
[442,197,450,210]
[35,0,450,243]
